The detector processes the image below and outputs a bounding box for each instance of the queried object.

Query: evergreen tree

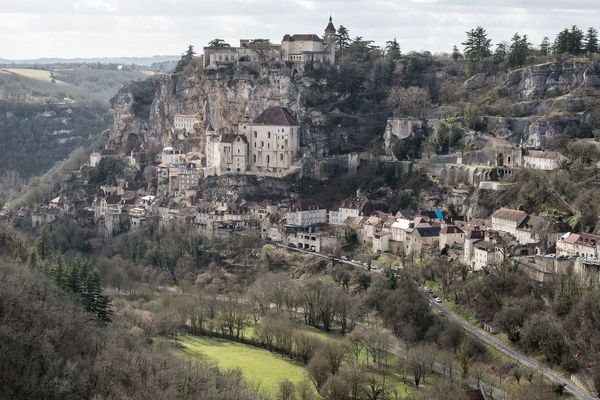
[174,45,196,73]
[207,38,229,48]
[508,33,530,67]
[540,36,551,55]
[27,248,39,270]
[83,268,102,314]
[451,45,462,61]
[554,28,570,55]
[385,38,402,62]
[494,42,507,63]
[567,25,584,55]
[68,259,83,293]
[335,25,351,58]
[35,225,53,260]
[462,26,492,60]
[52,257,68,290]
[585,27,599,54]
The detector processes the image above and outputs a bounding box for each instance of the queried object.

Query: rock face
[507,61,600,99]
[469,61,600,147]
[108,63,303,155]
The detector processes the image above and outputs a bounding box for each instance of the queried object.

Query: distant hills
[0,55,179,67]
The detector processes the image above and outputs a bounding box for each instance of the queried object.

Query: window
[253,154,256,163]
[254,131,257,137]
[280,154,284,161]
[268,132,271,138]
[266,155,270,164]
[261,141,264,147]
[267,143,270,149]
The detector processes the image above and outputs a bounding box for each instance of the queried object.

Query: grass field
[178,335,309,394]
[1,68,55,81]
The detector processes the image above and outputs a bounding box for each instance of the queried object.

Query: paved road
[428,295,595,400]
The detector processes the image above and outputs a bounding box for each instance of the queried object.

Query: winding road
[278,243,596,399]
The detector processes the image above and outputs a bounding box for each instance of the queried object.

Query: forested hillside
[0,66,147,184]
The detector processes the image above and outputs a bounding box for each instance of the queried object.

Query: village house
[491,208,528,237]
[161,147,184,165]
[286,200,327,227]
[523,150,568,170]
[556,232,600,259]
[514,215,571,250]
[473,240,503,271]
[31,206,59,228]
[407,226,441,256]
[463,229,485,267]
[328,193,368,225]
[129,207,147,229]
[439,224,465,250]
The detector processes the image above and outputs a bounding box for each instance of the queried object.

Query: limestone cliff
[108,63,304,155]
[468,60,600,147]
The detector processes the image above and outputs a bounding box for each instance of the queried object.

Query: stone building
[286,200,327,227]
[280,17,336,64]
[174,114,201,132]
[205,124,249,175]
[203,17,336,68]
[523,150,568,170]
[328,193,368,225]
[491,208,528,236]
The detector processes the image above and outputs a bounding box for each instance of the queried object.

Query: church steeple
[324,15,336,44]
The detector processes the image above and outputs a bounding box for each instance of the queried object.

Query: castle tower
[324,16,336,64]
[324,15,336,45]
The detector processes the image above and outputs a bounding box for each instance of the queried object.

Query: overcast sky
[1,0,599,59]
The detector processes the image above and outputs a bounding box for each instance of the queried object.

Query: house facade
[491,208,528,236]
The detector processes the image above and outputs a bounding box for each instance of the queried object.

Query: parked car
[434,297,442,304]
[437,310,445,316]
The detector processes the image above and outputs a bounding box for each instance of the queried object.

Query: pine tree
[35,225,53,260]
[567,25,584,55]
[335,25,351,58]
[494,42,507,63]
[508,33,530,67]
[451,45,462,61]
[83,268,102,314]
[585,27,599,54]
[554,29,570,55]
[174,45,196,73]
[462,26,492,61]
[385,39,401,62]
[27,248,39,270]
[540,37,551,55]
[52,257,68,290]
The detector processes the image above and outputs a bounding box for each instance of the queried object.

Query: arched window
[253,154,256,163]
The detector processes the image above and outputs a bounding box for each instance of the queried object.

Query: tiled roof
[282,34,321,42]
[475,240,496,250]
[492,208,527,223]
[220,134,248,144]
[526,150,565,160]
[415,227,441,237]
[253,107,298,126]
[441,225,464,234]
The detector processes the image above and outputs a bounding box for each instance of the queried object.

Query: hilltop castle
[203,16,336,68]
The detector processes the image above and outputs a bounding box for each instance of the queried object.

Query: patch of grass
[1,68,56,82]
[177,335,309,394]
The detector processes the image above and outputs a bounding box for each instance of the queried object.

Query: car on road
[437,310,445,316]
[434,297,442,304]
[341,255,349,261]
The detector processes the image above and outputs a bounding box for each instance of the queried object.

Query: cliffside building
[206,106,300,177]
